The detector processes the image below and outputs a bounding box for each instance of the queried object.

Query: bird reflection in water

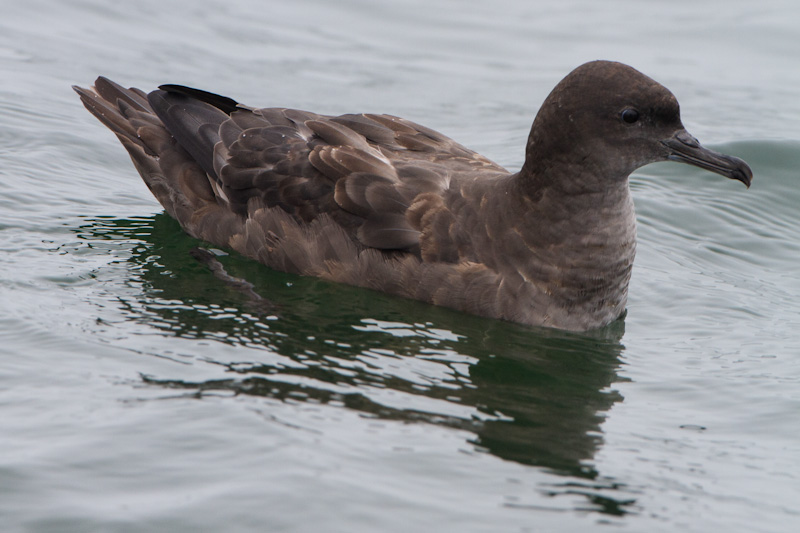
[76,213,633,515]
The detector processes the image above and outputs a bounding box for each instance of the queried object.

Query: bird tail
[73,77,230,237]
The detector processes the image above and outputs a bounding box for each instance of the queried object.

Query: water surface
[1,1,799,532]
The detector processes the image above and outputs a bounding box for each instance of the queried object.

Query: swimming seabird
[74,60,752,331]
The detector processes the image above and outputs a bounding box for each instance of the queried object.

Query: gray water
[1,0,799,531]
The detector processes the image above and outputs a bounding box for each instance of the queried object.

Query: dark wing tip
[157,84,240,115]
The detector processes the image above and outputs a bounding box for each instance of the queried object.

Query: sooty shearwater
[74,60,752,331]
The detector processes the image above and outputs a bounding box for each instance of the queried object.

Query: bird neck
[503,169,637,329]
[512,165,636,246]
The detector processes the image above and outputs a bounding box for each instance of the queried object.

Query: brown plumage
[74,61,752,331]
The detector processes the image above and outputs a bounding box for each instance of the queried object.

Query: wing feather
[82,80,508,255]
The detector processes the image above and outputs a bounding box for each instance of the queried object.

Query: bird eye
[621,108,640,124]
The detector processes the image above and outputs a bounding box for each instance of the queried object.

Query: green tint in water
[4,0,800,528]
[75,213,632,512]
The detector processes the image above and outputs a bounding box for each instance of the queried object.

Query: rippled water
[1,1,799,531]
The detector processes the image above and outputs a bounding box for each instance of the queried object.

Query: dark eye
[621,108,640,124]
